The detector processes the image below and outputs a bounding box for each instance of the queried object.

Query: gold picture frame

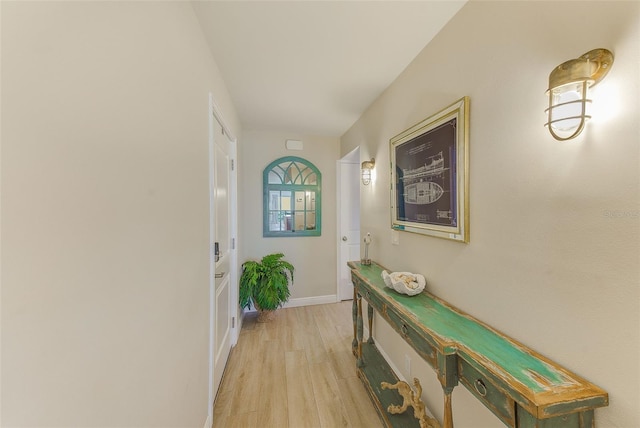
[390,97,469,242]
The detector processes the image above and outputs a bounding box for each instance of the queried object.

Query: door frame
[336,147,361,300]
[208,92,239,422]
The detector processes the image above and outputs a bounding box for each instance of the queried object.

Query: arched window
[263,156,321,237]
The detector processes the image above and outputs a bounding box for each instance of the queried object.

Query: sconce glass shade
[547,81,591,139]
[545,49,613,141]
[361,158,375,185]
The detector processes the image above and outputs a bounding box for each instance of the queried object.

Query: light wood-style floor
[213,301,384,428]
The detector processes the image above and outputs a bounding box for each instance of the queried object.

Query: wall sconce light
[361,158,375,185]
[545,48,614,141]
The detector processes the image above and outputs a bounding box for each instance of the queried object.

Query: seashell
[381,270,426,296]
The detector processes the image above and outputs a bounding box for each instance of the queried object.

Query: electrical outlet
[405,354,411,376]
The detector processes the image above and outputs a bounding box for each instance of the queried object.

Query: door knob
[342,236,348,241]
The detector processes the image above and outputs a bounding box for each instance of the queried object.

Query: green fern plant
[239,253,294,312]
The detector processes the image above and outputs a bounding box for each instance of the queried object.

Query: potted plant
[239,253,294,322]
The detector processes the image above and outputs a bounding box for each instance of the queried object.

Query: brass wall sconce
[545,48,614,141]
[361,158,375,185]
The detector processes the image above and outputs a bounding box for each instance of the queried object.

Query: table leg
[352,285,358,356]
[367,303,374,344]
[443,387,454,428]
[356,294,364,368]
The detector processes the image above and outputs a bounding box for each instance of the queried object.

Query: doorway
[208,94,238,421]
[337,147,361,301]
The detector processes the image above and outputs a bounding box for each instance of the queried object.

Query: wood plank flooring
[213,301,384,428]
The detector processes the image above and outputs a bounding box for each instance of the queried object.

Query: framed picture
[390,97,469,242]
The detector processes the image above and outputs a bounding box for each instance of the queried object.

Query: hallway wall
[239,131,340,305]
[341,1,640,426]
[1,2,239,426]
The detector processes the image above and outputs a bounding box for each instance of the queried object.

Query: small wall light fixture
[545,48,614,141]
[361,158,375,185]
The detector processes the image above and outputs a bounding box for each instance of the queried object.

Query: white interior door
[213,126,231,394]
[337,149,361,301]
[210,108,235,405]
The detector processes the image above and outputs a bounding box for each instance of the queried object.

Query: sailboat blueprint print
[394,119,457,227]
[390,96,469,242]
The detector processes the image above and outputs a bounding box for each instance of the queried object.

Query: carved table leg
[352,285,358,356]
[356,294,364,368]
[443,387,453,428]
[367,303,374,344]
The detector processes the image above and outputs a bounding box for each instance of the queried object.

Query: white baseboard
[244,294,339,314]
[283,294,338,308]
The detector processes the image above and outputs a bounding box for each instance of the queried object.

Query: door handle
[342,236,348,241]
[215,272,225,278]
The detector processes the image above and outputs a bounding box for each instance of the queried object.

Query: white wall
[341,1,639,426]
[1,2,239,426]
[239,131,339,304]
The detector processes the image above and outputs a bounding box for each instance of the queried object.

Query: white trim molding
[283,294,338,308]
[243,294,339,314]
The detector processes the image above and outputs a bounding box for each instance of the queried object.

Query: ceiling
[192,1,466,137]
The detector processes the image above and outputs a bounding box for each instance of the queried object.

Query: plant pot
[257,308,276,323]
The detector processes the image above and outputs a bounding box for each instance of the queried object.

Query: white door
[337,149,361,301]
[213,125,231,394]
[209,103,236,407]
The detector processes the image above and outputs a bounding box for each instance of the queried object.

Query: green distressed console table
[348,261,608,428]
